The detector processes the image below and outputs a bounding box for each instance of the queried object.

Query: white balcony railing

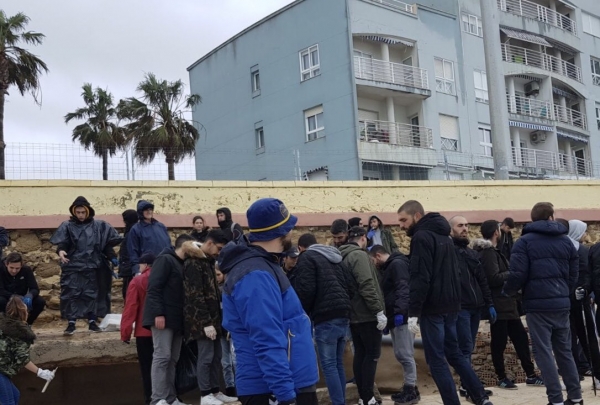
[497,0,577,36]
[554,104,588,130]
[354,56,429,90]
[366,0,416,14]
[593,73,600,86]
[501,44,582,83]
[359,119,433,148]
[507,94,553,119]
[512,147,592,176]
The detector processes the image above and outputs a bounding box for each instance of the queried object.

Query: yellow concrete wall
[0,180,599,216]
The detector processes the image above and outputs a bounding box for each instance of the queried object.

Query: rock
[35,261,60,278]
[47,296,60,310]
[35,309,57,324]
[13,232,42,252]
[38,275,60,290]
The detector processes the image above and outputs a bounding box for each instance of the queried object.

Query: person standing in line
[294,232,352,405]
[348,217,363,228]
[473,221,543,390]
[497,218,515,261]
[339,226,386,405]
[190,216,211,243]
[121,252,156,405]
[0,253,46,325]
[367,215,399,254]
[143,234,196,405]
[119,209,139,301]
[503,202,582,405]
[369,245,420,405]
[281,247,300,283]
[589,235,600,341]
[215,264,237,398]
[330,219,349,248]
[216,208,244,242]
[397,200,492,405]
[128,200,172,276]
[218,198,318,405]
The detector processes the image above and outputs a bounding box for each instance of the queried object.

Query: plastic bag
[175,340,198,395]
[99,314,121,331]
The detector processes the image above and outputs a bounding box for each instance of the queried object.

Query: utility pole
[480,0,510,180]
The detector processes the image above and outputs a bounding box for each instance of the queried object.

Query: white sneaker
[214,392,238,403]
[357,400,363,405]
[156,401,169,405]
[202,393,224,405]
[367,398,377,405]
[172,399,192,405]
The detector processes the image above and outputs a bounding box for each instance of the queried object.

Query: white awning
[557,130,589,144]
[501,28,552,47]
[509,121,554,131]
[359,35,414,47]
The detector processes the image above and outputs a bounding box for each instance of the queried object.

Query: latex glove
[394,314,404,327]
[111,258,119,267]
[408,317,419,335]
[204,326,217,340]
[575,287,586,301]
[382,327,389,335]
[367,229,376,240]
[489,306,498,324]
[37,368,55,381]
[23,296,33,311]
[376,311,387,331]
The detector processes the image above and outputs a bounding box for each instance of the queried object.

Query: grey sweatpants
[526,311,581,404]
[197,338,223,393]
[150,327,183,405]
[390,324,418,386]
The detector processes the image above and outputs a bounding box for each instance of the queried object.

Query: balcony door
[354,50,373,80]
[358,109,380,142]
[574,149,586,176]
[410,115,421,147]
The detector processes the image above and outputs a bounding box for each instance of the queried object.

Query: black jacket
[379,252,410,329]
[0,264,39,300]
[217,208,244,242]
[293,244,351,324]
[472,239,520,320]
[571,244,591,303]
[190,228,210,243]
[142,248,185,332]
[407,213,461,317]
[589,242,600,299]
[118,210,138,278]
[498,230,514,260]
[453,237,493,310]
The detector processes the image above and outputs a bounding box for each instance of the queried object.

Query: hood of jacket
[567,219,587,250]
[472,238,494,252]
[217,207,234,228]
[136,200,155,221]
[218,237,279,274]
[181,241,209,260]
[69,196,95,223]
[122,209,138,232]
[522,220,567,237]
[368,215,383,229]
[0,314,36,344]
[308,244,343,264]
[383,252,409,269]
[408,212,451,238]
[338,243,363,258]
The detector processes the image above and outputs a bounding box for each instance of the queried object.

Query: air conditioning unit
[525,81,540,96]
[530,131,547,144]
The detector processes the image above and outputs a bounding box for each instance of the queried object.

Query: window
[462,13,483,37]
[596,103,600,130]
[255,127,265,149]
[473,70,488,103]
[439,114,459,151]
[583,12,600,38]
[305,105,324,141]
[479,126,493,157]
[252,71,260,92]
[591,58,600,86]
[299,45,320,81]
[434,57,455,95]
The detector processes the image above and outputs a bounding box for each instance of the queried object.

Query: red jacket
[121,269,152,341]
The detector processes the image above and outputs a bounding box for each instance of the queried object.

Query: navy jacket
[218,238,318,402]
[503,220,578,313]
[127,200,172,274]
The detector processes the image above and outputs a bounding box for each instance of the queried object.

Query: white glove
[408,317,420,335]
[575,287,586,301]
[204,326,217,340]
[376,311,387,331]
[37,368,55,381]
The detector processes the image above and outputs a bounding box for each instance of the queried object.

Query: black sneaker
[459,386,468,397]
[88,321,101,332]
[497,378,518,390]
[484,389,493,397]
[64,323,76,336]
[565,400,583,405]
[525,375,544,386]
[392,385,420,405]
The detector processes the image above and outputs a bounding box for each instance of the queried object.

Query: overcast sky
[3,0,295,145]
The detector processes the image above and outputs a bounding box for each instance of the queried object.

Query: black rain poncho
[50,197,122,320]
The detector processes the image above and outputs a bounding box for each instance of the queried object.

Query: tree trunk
[0,90,6,180]
[102,149,108,180]
[167,157,175,181]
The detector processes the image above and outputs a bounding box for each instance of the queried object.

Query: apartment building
[188,0,600,180]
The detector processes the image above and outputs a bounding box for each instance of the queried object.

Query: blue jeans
[0,373,20,405]
[315,318,349,405]
[220,336,236,388]
[456,308,481,364]
[420,313,487,405]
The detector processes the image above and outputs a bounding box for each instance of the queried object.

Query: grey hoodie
[308,244,342,264]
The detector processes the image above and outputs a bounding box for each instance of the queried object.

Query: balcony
[497,0,577,36]
[501,44,582,83]
[362,0,416,15]
[593,73,600,87]
[512,147,592,176]
[554,104,588,131]
[354,56,430,92]
[507,94,553,120]
[359,120,433,148]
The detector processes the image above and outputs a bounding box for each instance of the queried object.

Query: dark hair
[348,226,366,242]
[368,245,388,256]
[6,296,27,322]
[480,220,500,240]
[501,217,515,228]
[348,217,362,228]
[4,252,23,264]
[175,234,195,249]
[330,219,349,235]
[398,200,425,216]
[531,202,554,222]
[206,229,229,245]
[298,233,317,249]
[555,218,569,232]
[192,215,205,224]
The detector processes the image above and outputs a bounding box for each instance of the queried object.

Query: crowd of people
[1,196,600,405]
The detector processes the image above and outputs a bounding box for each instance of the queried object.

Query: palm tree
[0,11,48,179]
[118,73,200,180]
[65,84,126,180]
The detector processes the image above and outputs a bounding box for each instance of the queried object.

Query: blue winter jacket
[503,220,578,313]
[127,200,172,274]
[218,238,318,402]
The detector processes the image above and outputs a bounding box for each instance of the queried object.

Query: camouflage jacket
[182,242,222,342]
[0,314,36,377]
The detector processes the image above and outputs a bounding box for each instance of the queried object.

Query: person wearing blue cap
[218,198,319,405]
